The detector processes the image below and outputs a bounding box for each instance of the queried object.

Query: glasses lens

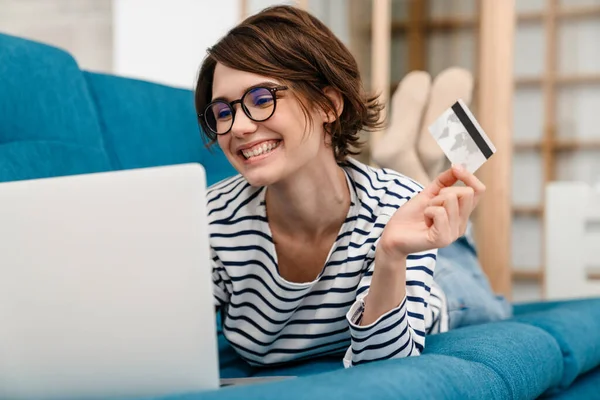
[244,87,275,121]
[205,101,233,134]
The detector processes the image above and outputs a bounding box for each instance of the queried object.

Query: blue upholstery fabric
[84,72,237,186]
[424,321,564,399]
[513,298,593,316]
[0,33,111,182]
[0,141,110,182]
[544,367,600,399]
[155,355,508,400]
[512,298,600,390]
[210,315,563,400]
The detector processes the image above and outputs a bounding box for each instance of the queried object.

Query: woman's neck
[265,155,351,241]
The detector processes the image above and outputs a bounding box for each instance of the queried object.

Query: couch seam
[82,71,123,170]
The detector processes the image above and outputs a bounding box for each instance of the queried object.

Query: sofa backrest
[0,33,112,182]
[0,32,237,187]
[83,72,236,187]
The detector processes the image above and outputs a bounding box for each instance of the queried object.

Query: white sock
[417,67,474,179]
[371,71,432,186]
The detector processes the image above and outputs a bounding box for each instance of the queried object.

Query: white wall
[111,0,351,89]
[0,0,351,90]
[248,0,294,15]
[112,0,240,89]
[0,0,113,73]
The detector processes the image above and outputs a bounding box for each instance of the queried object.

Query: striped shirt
[208,158,449,368]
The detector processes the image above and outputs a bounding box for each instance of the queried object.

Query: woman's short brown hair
[195,5,383,162]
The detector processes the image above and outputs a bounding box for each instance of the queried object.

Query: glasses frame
[199,85,288,136]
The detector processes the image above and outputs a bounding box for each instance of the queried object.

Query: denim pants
[434,223,513,329]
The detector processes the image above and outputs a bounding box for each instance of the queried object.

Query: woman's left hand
[378,164,486,261]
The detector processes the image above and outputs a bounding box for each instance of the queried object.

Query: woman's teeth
[242,141,280,159]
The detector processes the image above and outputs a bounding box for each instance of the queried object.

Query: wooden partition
[511,0,600,300]
[364,0,515,297]
[370,0,392,146]
[475,0,515,297]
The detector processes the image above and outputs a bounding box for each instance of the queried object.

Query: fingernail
[452,164,465,172]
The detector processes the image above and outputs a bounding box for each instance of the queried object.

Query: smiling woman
[193,5,510,369]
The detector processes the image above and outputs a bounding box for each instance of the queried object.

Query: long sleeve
[211,248,231,307]
[343,246,441,368]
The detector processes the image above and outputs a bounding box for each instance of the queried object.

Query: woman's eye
[217,109,232,119]
[254,96,273,107]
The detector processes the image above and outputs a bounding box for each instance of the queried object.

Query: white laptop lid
[0,164,219,400]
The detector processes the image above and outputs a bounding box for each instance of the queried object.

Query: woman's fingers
[428,192,459,238]
[438,186,474,235]
[451,165,486,206]
[424,206,452,247]
[425,165,486,208]
[421,168,458,199]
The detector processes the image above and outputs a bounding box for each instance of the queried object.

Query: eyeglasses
[199,85,288,136]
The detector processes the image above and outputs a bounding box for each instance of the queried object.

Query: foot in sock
[371,70,432,186]
[417,67,474,179]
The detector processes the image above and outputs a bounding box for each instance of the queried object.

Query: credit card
[428,99,496,173]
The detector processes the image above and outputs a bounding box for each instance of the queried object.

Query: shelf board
[559,5,600,19]
[515,77,542,86]
[514,5,600,23]
[514,139,600,151]
[513,205,544,216]
[517,11,544,23]
[558,73,600,85]
[389,21,409,33]
[378,5,600,35]
[514,140,542,150]
[389,17,475,33]
[555,138,600,150]
[513,268,543,282]
[516,73,600,86]
[513,267,600,282]
[589,268,600,281]
[428,16,475,30]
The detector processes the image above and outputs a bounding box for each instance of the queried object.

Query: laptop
[0,164,220,399]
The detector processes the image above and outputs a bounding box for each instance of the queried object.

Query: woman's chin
[242,169,281,187]
[231,143,286,186]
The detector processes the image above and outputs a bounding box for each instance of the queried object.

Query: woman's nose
[230,105,258,138]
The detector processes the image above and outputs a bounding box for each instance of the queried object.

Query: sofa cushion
[0,141,110,182]
[161,354,508,400]
[512,298,600,390]
[513,298,593,316]
[544,367,600,399]
[84,72,237,186]
[424,321,564,400]
[213,316,564,399]
[0,33,110,183]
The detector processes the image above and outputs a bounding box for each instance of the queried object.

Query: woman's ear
[322,87,344,123]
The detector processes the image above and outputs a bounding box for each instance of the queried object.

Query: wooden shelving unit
[355,0,515,298]
[373,4,600,34]
[350,0,600,300]
[511,1,600,297]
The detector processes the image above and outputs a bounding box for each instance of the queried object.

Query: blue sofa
[1,32,600,400]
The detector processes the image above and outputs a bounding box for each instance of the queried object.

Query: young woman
[195,5,511,369]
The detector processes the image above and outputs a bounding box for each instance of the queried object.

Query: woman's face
[210,63,333,187]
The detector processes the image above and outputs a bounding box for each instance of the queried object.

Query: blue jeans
[434,223,513,329]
